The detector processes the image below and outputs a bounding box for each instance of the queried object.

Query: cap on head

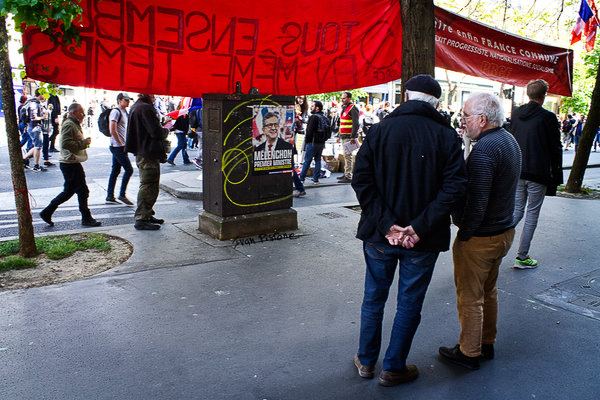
[405,74,442,99]
[117,92,133,101]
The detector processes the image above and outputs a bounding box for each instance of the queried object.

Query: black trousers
[49,121,59,150]
[44,163,92,221]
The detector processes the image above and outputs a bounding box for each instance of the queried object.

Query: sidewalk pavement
[1,181,599,398]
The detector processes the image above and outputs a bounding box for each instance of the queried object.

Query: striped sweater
[453,127,522,241]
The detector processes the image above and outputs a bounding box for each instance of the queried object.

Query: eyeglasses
[264,123,279,129]
[461,113,482,122]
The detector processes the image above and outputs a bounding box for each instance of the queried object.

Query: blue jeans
[292,169,304,191]
[42,133,49,161]
[594,133,600,151]
[107,146,134,199]
[299,142,324,182]
[20,123,33,150]
[574,134,581,152]
[168,131,190,164]
[358,242,438,372]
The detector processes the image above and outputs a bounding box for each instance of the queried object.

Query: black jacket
[352,100,467,252]
[305,111,328,144]
[126,98,169,160]
[510,101,562,194]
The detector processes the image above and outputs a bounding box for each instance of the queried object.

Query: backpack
[562,119,573,133]
[314,113,331,143]
[19,102,31,124]
[97,108,121,137]
[189,108,202,129]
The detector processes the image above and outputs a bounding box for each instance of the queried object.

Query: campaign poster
[252,105,295,175]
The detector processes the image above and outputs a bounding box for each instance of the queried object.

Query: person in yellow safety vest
[338,91,359,183]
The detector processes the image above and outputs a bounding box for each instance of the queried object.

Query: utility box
[198,93,298,240]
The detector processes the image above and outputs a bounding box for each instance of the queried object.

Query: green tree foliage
[308,89,367,103]
[0,1,83,257]
[1,0,82,48]
[561,48,599,114]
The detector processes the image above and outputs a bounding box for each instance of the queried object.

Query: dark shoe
[293,190,306,198]
[39,210,54,227]
[118,196,134,206]
[378,366,419,386]
[353,354,374,379]
[336,175,345,180]
[167,160,176,166]
[338,177,352,183]
[105,197,118,204]
[135,220,161,230]
[23,159,31,169]
[49,148,59,153]
[82,218,101,227]
[481,343,494,360]
[183,161,193,165]
[439,344,480,370]
[43,161,56,167]
[32,165,47,172]
[149,216,164,224]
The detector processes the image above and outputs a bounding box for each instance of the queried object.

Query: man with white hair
[352,75,467,386]
[439,93,521,370]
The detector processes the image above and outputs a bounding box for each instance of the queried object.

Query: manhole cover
[317,212,346,219]
[535,269,600,321]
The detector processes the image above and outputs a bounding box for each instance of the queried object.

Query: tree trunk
[0,16,38,257]
[566,61,600,193]
[400,0,436,103]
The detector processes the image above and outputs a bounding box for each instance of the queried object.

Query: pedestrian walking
[299,101,330,184]
[39,103,101,227]
[106,92,134,205]
[166,112,192,166]
[511,79,563,269]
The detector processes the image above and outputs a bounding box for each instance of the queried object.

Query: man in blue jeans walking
[299,100,330,184]
[351,75,467,386]
[106,92,134,205]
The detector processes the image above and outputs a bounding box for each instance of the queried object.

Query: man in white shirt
[106,92,134,205]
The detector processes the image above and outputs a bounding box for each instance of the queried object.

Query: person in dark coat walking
[510,79,562,268]
[126,94,169,230]
[299,100,329,184]
[351,75,467,387]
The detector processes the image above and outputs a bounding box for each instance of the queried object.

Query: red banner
[435,7,574,96]
[22,2,573,97]
[22,0,402,97]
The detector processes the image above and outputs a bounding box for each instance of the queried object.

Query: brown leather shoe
[378,365,419,386]
[353,354,374,379]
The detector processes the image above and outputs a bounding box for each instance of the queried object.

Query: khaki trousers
[341,138,354,178]
[452,229,515,357]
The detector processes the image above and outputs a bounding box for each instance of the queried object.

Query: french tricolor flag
[571,0,598,51]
